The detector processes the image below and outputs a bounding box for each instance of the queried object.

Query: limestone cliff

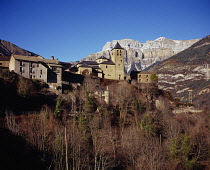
[83,37,200,74]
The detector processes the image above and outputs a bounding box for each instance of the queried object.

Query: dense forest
[0,70,210,170]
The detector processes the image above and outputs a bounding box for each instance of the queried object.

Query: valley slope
[149,35,210,109]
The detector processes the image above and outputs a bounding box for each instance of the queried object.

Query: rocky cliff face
[149,35,210,109]
[83,37,200,74]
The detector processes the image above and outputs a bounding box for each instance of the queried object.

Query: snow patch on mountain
[84,37,200,73]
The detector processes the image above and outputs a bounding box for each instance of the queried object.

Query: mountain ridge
[0,40,38,56]
[83,37,200,73]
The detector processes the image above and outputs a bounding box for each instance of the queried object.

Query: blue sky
[1,0,210,62]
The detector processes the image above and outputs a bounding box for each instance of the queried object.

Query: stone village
[1,42,158,95]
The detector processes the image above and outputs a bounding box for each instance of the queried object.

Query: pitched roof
[112,42,123,49]
[12,55,62,66]
[13,55,41,62]
[79,61,99,65]
[79,63,92,68]
[100,60,115,65]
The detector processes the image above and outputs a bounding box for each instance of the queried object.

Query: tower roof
[112,42,123,49]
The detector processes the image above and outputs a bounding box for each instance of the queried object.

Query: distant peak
[155,37,168,41]
[121,39,135,41]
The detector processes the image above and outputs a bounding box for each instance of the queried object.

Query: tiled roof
[79,63,92,68]
[48,63,63,67]
[12,55,62,66]
[100,60,115,65]
[112,42,123,49]
[43,59,60,64]
[92,66,101,69]
[79,61,99,65]
[13,55,40,62]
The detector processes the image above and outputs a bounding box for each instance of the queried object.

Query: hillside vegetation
[0,70,56,116]
[1,72,210,170]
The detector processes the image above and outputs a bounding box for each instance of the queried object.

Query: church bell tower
[111,42,125,80]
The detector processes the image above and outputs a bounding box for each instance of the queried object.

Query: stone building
[137,71,158,83]
[0,56,10,69]
[77,42,129,80]
[94,87,109,104]
[9,55,63,88]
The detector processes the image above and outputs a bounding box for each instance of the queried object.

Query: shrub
[54,97,63,120]
[17,76,36,98]
[84,95,97,113]
[150,74,158,81]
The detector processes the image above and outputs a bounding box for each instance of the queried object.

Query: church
[76,42,129,80]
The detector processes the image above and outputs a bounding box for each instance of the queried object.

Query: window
[20,67,22,72]
[30,75,32,79]
[106,65,108,68]
[0,63,2,65]
[20,61,23,66]
[30,68,32,73]
[52,67,57,71]
[118,64,120,66]
[30,62,33,67]
[40,70,42,74]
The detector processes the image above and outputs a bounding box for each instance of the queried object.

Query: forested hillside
[1,72,210,169]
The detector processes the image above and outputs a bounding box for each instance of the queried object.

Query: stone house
[0,56,10,69]
[9,55,63,88]
[137,71,158,83]
[76,42,129,80]
[0,56,10,76]
[94,87,109,104]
